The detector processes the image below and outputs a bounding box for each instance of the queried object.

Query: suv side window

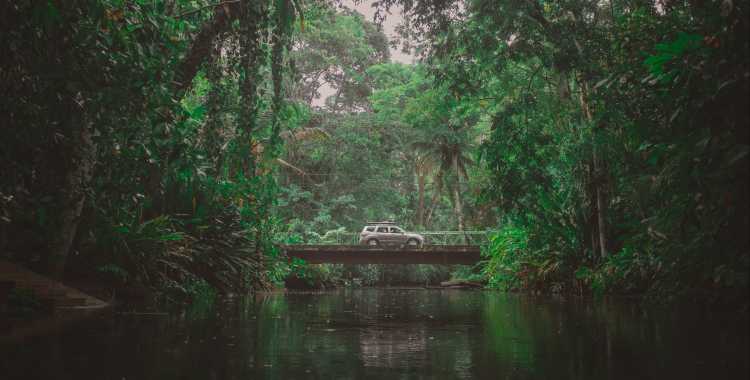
[365,226,375,232]
[376,226,388,233]
[390,227,403,233]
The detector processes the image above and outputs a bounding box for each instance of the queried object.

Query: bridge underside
[281,245,481,265]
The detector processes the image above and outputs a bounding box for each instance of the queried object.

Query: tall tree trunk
[579,78,608,259]
[425,172,443,228]
[239,1,267,266]
[417,172,426,227]
[593,154,608,258]
[48,100,97,279]
[174,3,240,95]
[415,157,428,227]
[451,155,465,233]
[238,1,265,178]
[425,190,439,228]
[204,37,226,178]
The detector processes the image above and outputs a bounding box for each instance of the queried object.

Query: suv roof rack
[366,221,397,225]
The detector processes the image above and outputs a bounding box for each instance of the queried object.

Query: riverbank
[0,259,110,344]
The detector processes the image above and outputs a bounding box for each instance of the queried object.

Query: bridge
[279,231,488,265]
[281,245,482,265]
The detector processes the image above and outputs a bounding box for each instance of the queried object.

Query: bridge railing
[421,231,490,246]
[282,230,490,246]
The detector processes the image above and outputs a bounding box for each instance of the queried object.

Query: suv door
[389,226,407,244]
[375,226,389,243]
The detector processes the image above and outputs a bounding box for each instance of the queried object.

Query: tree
[371,0,749,297]
[289,3,390,111]
[1,0,302,291]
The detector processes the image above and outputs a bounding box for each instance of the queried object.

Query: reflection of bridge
[280,245,482,265]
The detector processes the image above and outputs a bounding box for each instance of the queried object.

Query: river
[2,288,747,379]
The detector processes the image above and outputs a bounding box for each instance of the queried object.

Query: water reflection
[1,289,747,379]
[360,327,427,368]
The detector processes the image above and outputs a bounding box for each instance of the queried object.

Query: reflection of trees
[478,294,538,378]
[476,294,741,379]
[6,291,745,379]
[250,292,749,379]
[477,295,641,378]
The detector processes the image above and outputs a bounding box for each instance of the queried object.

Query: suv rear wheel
[367,239,379,246]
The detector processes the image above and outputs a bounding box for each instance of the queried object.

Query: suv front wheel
[406,238,420,247]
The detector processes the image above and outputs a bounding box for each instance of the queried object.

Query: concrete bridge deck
[280,245,482,265]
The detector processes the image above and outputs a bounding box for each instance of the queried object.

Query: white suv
[358,222,424,247]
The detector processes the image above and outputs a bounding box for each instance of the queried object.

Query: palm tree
[413,153,432,228]
[413,129,473,231]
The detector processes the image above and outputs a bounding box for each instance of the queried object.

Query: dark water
[2,289,748,379]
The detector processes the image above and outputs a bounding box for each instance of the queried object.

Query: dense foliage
[377,0,749,300]
[1,0,747,303]
[1,0,303,300]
